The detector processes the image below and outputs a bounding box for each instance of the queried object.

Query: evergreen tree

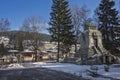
[18,40,24,51]
[49,0,75,61]
[0,42,5,55]
[96,0,119,52]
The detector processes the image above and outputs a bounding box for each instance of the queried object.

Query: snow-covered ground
[0,62,120,80]
[0,63,24,70]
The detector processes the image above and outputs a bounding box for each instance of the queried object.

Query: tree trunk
[75,43,77,53]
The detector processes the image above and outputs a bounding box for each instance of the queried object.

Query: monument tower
[75,24,119,64]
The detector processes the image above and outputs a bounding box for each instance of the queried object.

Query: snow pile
[7,63,24,69]
[22,62,45,68]
[0,63,24,70]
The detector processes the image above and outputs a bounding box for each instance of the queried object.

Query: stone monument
[75,24,120,64]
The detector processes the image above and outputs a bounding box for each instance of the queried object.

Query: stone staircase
[93,46,120,64]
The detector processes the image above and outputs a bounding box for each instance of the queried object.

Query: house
[8,50,19,63]
[0,50,19,63]
[22,49,36,62]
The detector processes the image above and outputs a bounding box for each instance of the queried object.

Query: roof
[8,50,19,53]
[22,49,35,53]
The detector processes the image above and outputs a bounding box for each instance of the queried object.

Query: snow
[98,66,120,79]
[0,62,120,80]
[0,63,24,70]
[0,36,9,46]
[22,49,35,53]
[8,50,19,53]
[7,63,24,69]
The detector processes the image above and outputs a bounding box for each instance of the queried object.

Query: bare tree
[21,20,31,32]
[0,18,10,36]
[71,5,90,53]
[21,16,45,32]
[21,16,45,40]
[21,16,46,48]
[21,16,46,61]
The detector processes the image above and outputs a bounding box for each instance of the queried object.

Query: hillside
[0,31,51,42]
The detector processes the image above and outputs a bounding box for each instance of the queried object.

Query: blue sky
[0,0,119,31]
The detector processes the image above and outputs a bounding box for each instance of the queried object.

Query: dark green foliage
[18,40,24,51]
[97,0,119,28]
[0,42,4,51]
[96,0,120,54]
[0,42,6,55]
[49,0,75,60]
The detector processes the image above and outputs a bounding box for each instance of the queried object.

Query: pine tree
[96,0,119,51]
[49,0,75,61]
[18,40,23,51]
[0,42,5,55]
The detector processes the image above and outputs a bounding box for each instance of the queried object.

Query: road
[0,67,88,80]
